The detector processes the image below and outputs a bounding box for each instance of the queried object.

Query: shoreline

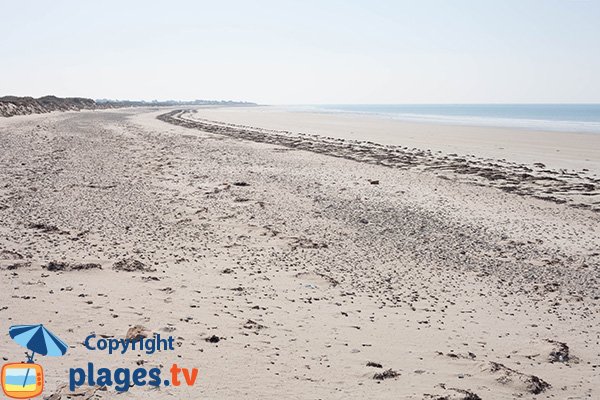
[187,106,600,175]
[286,104,600,135]
[160,109,600,213]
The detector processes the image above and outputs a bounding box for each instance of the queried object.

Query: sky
[1,0,599,104]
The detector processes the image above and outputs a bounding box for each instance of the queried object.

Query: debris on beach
[426,386,482,400]
[373,368,400,380]
[28,222,61,233]
[126,325,150,342]
[546,339,571,363]
[289,237,328,250]
[205,335,221,343]
[43,261,101,272]
[366,361,383,368]
[488,361,551,394]
[243,319,266,331]
[6,262,31,270]
[113,258,155,272]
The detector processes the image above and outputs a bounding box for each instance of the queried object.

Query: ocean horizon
[292,104,600,134]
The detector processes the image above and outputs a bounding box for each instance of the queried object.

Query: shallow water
[297,104,600,133]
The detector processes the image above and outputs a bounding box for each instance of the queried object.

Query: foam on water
[294,104,600,133]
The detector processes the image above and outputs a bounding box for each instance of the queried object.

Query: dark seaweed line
[157,110,599,213]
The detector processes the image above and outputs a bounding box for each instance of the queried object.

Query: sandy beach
[188,106,600,173]
[0,107,599,399]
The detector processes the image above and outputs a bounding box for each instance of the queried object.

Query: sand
[188,106,600,174]
[170,108,600,213]
[0,108,599,399]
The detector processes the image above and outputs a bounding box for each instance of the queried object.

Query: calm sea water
[300,104,600,133]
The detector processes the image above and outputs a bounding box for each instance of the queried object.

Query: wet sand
[0,108,599,399]
[169,108,600,213]
[187,106,600,174]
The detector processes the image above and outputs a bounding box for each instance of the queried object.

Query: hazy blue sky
[1,0,599,104]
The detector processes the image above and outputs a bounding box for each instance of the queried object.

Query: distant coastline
[0,95,256,118]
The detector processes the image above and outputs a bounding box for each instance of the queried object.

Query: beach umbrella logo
[2,324,68,399]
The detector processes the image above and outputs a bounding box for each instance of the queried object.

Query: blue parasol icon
[8,324,68,387]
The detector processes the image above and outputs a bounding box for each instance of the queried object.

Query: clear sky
[1,0,599,104]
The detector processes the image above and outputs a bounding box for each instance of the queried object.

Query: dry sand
[0,108,599,399]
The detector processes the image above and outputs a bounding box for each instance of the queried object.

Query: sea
[297,104,600,134]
